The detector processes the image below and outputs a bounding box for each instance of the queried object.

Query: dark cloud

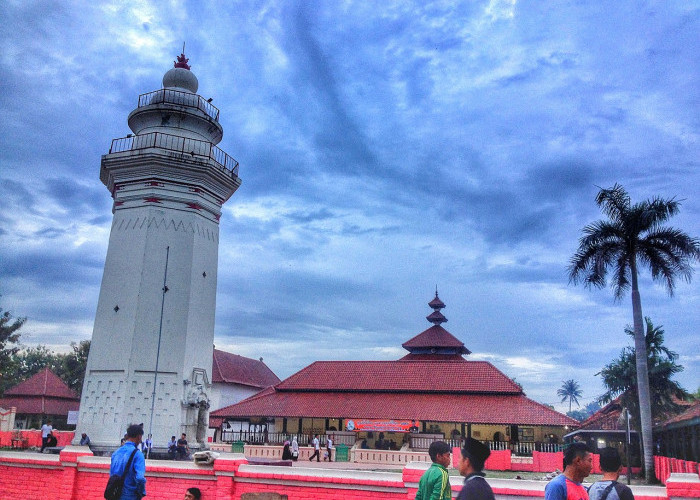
[1,249,104,287]
[1,1,698,408]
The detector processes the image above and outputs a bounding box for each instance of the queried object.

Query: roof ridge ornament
[427,288,446,322]
[174,43,191,70]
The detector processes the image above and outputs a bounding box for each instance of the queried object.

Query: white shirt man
[309,435,321,462]
[326,437,333,462]
[40,422,53,452]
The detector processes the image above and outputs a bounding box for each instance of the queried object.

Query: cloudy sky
[1,0,698,413]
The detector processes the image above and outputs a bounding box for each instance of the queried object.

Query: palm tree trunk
[630,262,655,483]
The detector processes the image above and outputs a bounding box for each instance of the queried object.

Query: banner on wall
[346,419,420,433]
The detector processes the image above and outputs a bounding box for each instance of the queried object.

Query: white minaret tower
[75,52,240,452]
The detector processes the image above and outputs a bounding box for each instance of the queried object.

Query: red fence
[655,455,700,484]
[452,448,603,473]
[1,448,695,500]
[0,430,74,448]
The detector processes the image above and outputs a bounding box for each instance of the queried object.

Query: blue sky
[1,0,698,413]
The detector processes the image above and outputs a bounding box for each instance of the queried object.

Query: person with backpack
[588,448,634,500]
[108,423,146,499]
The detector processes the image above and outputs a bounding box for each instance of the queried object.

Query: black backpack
[104,448,138,500]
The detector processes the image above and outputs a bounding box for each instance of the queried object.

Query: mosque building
[209,291,578,451]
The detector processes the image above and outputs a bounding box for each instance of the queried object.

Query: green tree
[567,400,601,422]
[58,340,90,396]
[689,387,700,401]
[568,184,700,482]
[597,318,686,426]
[14,345,63,382]
[0,307,26,395]
[558,379,583,412]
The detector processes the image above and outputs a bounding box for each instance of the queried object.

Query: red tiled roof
[426,311,447,323]
[658,401,700,428]
[580,395,696,431]
[4,368,78,399]
[210,390,577,427]
[428,296,445,309]
[402,325,465,349]
[0,395,79,416]
[0,368,80,416]
[578,398,623,431]
[212,349,280,388]
[274,360,520,393]
[398,353,467,361]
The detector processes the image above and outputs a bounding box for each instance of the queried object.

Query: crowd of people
[46,419,637,500]
[414,438,635,500]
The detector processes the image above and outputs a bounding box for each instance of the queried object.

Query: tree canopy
[0,307,26,395]
[597,317,686,427]
[567,400,601,422]
[0,304,90,397]
[6,341,91,397]
[557,379,583,412]
[568,184,699,482]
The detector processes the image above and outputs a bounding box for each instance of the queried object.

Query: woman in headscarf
[290,436,299,461]
[282,440,292,460]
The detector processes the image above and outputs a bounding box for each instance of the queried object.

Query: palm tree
[598,317,686,426]
[568,184,700,482]
[557,379,582,412]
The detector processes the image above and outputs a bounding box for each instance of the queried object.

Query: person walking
[415,441,452,500]
[456,438,494,500]
[325,436,333,462]
[309,434,321,462]
[588,448,634,500]
[109,424,147,499]
[40,421,53,453]
[291,436,299,461]
[545,442,592,500]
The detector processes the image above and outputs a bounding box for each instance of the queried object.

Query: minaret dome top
[162,52,198,93]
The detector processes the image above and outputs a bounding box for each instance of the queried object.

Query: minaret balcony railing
[137,89,220,121]
[109,132,239,177]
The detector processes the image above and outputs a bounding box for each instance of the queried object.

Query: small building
[655,400,700,462]
[210,348,281,412]
[563,398,641,466]
[0,368,79,430]
[210,292,577,453]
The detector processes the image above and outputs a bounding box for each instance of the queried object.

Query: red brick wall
[0,448,696,500]
[0,456,64,499]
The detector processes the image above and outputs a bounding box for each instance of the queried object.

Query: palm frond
[595,184,629,223]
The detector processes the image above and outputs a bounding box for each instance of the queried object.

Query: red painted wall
[0,430,74,447]
[0,449,696,500]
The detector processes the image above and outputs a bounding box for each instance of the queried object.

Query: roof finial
[427,289,447,324]
[174,43,191,70]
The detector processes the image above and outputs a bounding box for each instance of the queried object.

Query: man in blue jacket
[110,424,147,499]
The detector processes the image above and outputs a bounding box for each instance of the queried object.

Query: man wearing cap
[457,437,495,500]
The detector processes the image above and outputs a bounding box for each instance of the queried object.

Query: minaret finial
[435,285,438,297]
[174,43,191,70]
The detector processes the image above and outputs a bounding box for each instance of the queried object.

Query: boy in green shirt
[416,441,452,500]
